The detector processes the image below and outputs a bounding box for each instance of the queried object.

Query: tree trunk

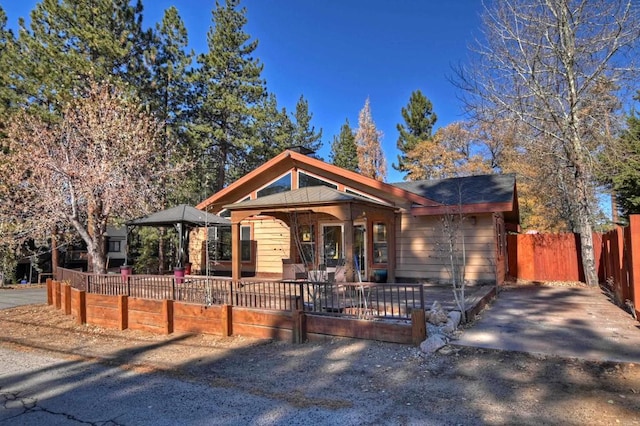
[574,168,599,286]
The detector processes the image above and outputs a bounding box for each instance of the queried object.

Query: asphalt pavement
[0,287,46,310]
[456,285,640,363]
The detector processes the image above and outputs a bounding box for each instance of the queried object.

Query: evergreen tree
[355,98,386,181]
[149,6,194,204]
[330,118,358,172]
[251,93,293,164]
[189,0,266,194]
[291,95,322,154]
[146,6,194,273]
[0,7,19,138]
[394,90,437,175]
[14,0,149,117]
[605,92,640,218]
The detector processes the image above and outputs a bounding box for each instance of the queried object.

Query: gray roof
[126,204,230,227]
[392,174,516,206]
[225,186,392,210]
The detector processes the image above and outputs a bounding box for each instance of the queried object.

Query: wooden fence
[51,269,427,345]
[506,215,640,319]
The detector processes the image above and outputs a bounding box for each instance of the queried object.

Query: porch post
[231,221,241,281]
[387,212,397,283]
[344,219,355,282]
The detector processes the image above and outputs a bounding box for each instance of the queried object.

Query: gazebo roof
[126,204,230,227]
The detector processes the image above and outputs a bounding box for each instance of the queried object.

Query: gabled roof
[196,150,519,224]
[224,186,393,210]
[392,174,516,206]
[197,150,441,210]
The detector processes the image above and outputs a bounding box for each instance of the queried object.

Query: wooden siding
[395,213,497,283]
[252,218,290,275]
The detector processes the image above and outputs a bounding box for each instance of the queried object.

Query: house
[192,149,519,284]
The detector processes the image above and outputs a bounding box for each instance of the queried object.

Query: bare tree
[355,97,386,181]
[1,82,184,274]
[458,0,640,286]
[437,184,470,323]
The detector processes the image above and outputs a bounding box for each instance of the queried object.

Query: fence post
[118,295,128,330]
[46,278,53,305]
[291,296,307,344]
[63,283,71,315]
[76,290,86,325]
[298,282,305,311]
[411,309,426,346]
[54,281,61,309]
[163,300,174,334]
[221,304,232,336]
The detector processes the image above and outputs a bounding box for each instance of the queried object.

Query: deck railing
[57,268,425,320]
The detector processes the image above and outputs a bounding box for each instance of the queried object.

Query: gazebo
[126,204,230,270]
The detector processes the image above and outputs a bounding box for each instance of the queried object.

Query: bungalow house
[191,148,519,285]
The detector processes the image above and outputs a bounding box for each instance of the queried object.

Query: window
[298,224,315,265]
[241,225,251,261]
[373,223,388,264]
[208,226,231,261]
[322,224,343,267]
[107,239,121,253]
[298,171,338,189]
[207,225,252,262]
[257,173,291,198]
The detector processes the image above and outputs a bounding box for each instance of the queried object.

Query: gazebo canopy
[126,204,230,227]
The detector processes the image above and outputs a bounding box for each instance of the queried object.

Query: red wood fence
[507,215,640,319]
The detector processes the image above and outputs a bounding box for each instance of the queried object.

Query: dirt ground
[1,301,639,425]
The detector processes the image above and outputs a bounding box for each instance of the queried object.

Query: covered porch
[224,186,398,283]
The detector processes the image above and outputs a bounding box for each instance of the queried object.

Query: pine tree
[330,118,358,172]
[291,95,322,153]
[189,0,266,194]
[0,7,20,138]
[14,0,149,117]
[251,93,294,164]
[394,90,437,175]
[355,98,386,181]
[146,6,194,273]
[605,91,640,218]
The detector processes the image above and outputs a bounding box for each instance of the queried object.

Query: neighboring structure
[193,149,519,284]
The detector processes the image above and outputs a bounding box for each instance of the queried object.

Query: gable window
[298,171,338,189]
[257,173,291,198]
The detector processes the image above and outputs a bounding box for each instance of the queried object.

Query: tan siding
[395,213,497,283]
[251,218,290,275]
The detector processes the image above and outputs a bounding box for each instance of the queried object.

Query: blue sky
[2,0,484,183]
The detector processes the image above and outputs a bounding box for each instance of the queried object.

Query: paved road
[456,285,640,363]
[0,347,333,425]
[0,287,46,310]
